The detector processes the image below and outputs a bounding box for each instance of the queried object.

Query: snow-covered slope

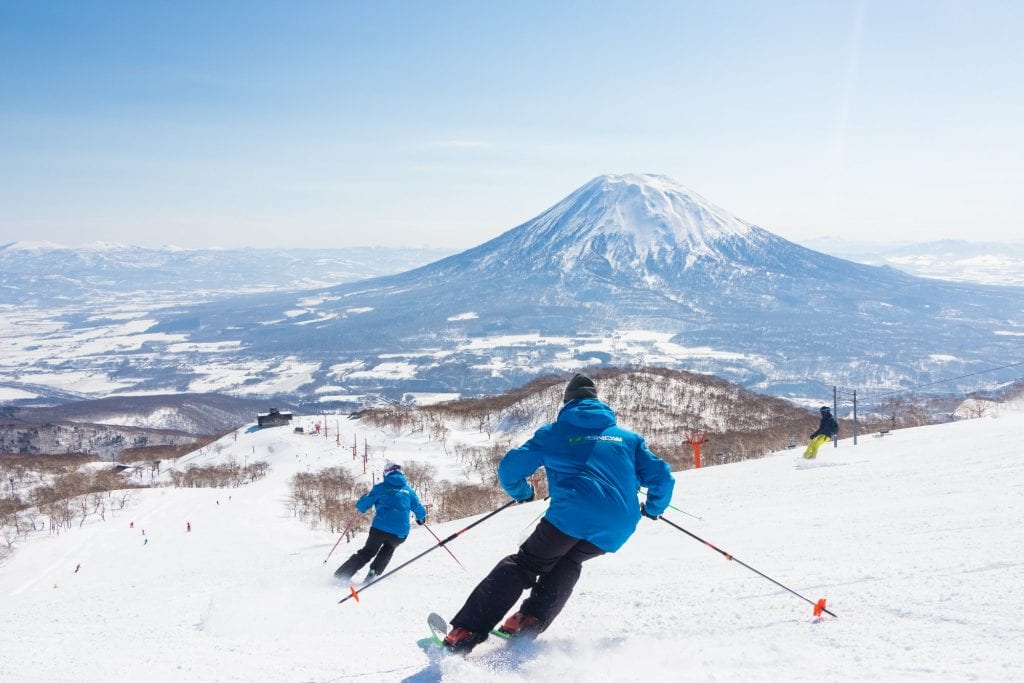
[3,406,1023,681]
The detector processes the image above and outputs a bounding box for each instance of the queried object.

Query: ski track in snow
[2,413,1024,681]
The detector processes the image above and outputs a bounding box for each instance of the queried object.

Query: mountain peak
[487,173,757,272]
[574,173,752,240]
[584,172,695,193]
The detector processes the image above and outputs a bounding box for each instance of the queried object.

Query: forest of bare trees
[343,366,903,523]
[0,454,146,557]
[289,466,364,535]
[358,366,888,467]
[167,460,269,488]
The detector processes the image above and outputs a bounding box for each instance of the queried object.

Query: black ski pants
[451,518,605,635]
[335,527,405,578]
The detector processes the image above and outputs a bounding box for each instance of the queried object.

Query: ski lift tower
[685,430,708,469]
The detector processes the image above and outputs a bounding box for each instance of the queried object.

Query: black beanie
[563,373,598,403]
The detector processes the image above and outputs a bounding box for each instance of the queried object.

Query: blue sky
[1,1,1021,249]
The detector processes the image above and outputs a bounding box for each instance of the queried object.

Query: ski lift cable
[859,359,1024,401]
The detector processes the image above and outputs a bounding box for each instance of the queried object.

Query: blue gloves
[516,487,535,504]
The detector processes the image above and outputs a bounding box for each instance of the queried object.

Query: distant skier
[333,462,427,584]
[143,538,148,546]
[186,522,191,533]
[129,521,134,529]
[74,563,80,573]
[803,406,839,459]
[441,373,675,654]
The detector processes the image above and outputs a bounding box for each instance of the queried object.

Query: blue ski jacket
[498,398,675,552]
[356,471,427,539]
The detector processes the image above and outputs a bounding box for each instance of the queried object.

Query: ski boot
[442,627,487,654]
[497,612,542,639]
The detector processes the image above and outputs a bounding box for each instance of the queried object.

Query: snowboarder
[442,373,675,653]
[333,462,427,584]
[74,563,80,573]
[803,406,839,459]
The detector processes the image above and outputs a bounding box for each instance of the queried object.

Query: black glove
[640,503,660,520]
[416,518,425,525]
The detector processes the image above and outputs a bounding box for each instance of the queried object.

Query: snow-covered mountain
[3,174,1023,407]
[145,174,1024,401]
[1,394,288,458]
[0,241,455,306]
[805,238,1024,286]
[2,404,1023,681]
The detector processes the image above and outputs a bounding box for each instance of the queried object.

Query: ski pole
[323,511,362,564]
[422,522,464,569]
[522,496,551,531]
[639,488,703,521]
[658,514,837,618]
[339,499,518,605]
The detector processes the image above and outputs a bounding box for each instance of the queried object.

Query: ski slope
[2,409,1023,682]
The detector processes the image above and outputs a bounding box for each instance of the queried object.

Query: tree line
[1,454,145,557]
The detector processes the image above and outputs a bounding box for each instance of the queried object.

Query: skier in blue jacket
[333,462,427,583]
[443,373,675,653]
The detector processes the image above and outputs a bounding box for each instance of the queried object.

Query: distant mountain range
[803,238,1024,286]
[0,242,455,306]
[2,174,1023,409]
[0,394,281,458]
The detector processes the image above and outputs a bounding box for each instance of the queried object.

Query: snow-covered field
[2,409,1023,682]
[1,295,769,401]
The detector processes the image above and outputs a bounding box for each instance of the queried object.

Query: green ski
[417,612,511,651]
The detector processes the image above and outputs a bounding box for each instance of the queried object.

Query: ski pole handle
[639,488,702,521]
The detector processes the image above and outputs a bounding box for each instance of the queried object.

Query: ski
[428,612,449,645]
[414,612,449,651]
[417,612,511,652]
